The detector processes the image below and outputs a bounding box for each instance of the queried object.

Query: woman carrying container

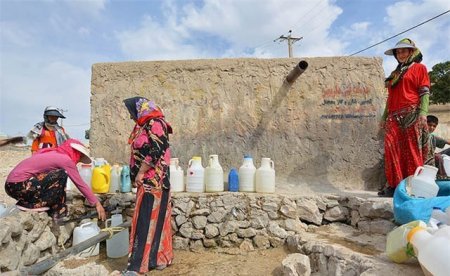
[5,138,106,220]
[378,38,431,197]
[123,97,173,274]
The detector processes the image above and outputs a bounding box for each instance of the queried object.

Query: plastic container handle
[101,170,110,185]
[105,218,111,228]
[413,166,423,177]
[270,160,275,169]
[80,222,93,229]
[188,159,193,167]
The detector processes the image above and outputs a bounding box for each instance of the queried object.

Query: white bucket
[411,165,439,198]
[256,158,275,193]
[170,158,184,192]
[239,155,256,192]
[205,154,224,192]
[73,221,100,257]
[186,156,205,193]
[106,214,129,258]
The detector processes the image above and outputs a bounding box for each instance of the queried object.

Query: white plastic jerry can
[106,214,129,258]
[72,221,101,257]
[186,156,205,192]
[205,154,224,192]
[239,155,256,192]
[170,158,185,192]
[255,157,275,193]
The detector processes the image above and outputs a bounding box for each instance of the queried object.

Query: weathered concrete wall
[90,57,385,190]
[429,104,450,151]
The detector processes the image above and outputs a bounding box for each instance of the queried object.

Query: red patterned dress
[384,62,430,188]
[127,116,173,273]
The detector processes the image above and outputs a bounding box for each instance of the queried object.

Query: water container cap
[406,226,425,242]
[81,164,92,168]
[244,154,252,159]
[432,206,442,210]
[192,156,202,161]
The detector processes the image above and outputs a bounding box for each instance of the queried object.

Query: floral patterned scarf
[123,97,171,144]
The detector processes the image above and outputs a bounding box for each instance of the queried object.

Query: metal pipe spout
[285,60,308,84]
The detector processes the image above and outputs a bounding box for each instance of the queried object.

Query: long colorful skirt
[127,186,173,273]
[384,109,429,188]
[5,169,68,217]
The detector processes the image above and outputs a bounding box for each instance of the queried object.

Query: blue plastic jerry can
[228,168,239,192]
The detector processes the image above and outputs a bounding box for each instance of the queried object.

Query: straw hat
[384,38,416,56]
[70,143,92,164]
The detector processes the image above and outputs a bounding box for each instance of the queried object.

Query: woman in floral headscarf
[378,38,431,197]
[123,97,173,274]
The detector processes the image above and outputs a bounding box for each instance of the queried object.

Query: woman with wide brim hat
[4,138,106,220]
[378,38,431,197]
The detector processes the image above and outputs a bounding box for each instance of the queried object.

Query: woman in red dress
[123,97,173,274]
[378,38,431,197]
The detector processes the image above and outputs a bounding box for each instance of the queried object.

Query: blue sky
[1,0,449,141]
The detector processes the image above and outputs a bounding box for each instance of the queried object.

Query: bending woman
[123,97,173,274]
[5,138,106,220]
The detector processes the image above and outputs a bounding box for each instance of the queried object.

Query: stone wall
[90,57,386,190]
[169,192,395,251]
[0,212,69,272]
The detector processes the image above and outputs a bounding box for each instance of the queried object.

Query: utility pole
[274,30,303,58]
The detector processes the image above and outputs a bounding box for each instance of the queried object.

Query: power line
[290,0,326,31]
[349,9,450,56]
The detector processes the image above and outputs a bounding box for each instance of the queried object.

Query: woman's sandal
[377,186,395,197]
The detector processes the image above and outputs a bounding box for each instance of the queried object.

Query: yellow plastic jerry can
[91,164,111,194]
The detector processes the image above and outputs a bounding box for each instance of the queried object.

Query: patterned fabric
[385,39,424,88]
[5,169,68,218]
[125,97,173,273]
[384,107,429,188]
[29,122,69,149]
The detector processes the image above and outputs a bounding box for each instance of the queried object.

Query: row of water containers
[171,154,276,193]
[68,158,134,194]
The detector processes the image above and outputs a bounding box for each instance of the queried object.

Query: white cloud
[383,0,450,71]
[1,54,91,139]
[116,0,345,59]
[116,15,205,61]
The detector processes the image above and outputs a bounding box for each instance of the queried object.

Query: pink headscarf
[36,138,84,163]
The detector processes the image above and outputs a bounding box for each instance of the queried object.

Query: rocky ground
[0,145,424,275]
